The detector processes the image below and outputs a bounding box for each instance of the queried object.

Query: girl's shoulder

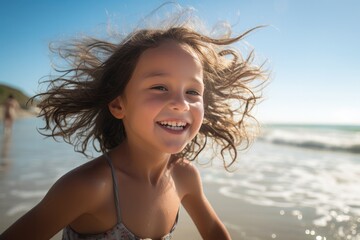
[66,156,111,179]
[4,156,116,239]
[170,158,202,199]
[170,158,198,176]
[52,156,113,207]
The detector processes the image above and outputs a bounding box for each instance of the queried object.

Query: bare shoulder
[170,158,202,199]
[37,154,114,222]
[0,155,113,240]
[53,156,112,205]
[171,158,199,176]
[38,155,115,227]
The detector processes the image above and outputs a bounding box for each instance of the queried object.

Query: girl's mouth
[157,121,189,131]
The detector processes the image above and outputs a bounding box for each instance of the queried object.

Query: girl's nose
[169,94,190,112]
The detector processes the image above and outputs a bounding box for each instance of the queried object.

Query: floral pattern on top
[62,220,176,240]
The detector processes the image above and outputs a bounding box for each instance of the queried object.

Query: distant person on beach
[2,94,19,136]
[1,6,267,240]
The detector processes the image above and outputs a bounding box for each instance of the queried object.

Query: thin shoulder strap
[104,153,122,223]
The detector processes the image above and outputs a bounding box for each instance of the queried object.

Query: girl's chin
[164,145,188,155]
[166,148,185,155]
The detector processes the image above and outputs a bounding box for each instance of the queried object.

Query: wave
[259,125,360,154]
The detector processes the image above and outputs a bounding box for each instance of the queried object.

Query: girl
[1,11,266,240]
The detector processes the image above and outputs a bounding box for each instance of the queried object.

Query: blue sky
[1,0,359,124]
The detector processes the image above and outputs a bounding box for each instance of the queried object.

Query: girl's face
[111,40,204,155]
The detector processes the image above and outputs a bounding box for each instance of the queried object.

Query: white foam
[200,140,360,236]
[259,126,360,153]
[11,189,47,199]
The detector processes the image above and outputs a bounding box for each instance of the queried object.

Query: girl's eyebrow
[143,71,169,79]
[143,71,204,85]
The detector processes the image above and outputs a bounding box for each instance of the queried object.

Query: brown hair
[31,22,267,170]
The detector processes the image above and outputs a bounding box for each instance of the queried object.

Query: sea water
[200,124,360,239]
[0,118,88,230]
[1,119,359,239]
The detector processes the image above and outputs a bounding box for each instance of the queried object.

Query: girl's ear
[108,96,125,119]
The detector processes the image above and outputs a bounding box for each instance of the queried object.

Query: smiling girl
[1,9,266,240]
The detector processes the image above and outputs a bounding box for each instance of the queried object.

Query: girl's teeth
[159,121,186,127]
[158,121,187,130]
[166,125,183,130]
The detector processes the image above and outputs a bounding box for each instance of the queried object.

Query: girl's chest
[110,176,181,237]
[120,178,180,214]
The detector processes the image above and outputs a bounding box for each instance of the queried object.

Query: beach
[1,118,359,239]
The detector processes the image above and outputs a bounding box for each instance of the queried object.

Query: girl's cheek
[143,94,168,106]
[196,101,205,117]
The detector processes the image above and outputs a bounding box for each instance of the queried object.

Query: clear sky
[1,0,359,125]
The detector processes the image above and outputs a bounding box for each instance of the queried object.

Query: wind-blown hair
[31,20,267,170]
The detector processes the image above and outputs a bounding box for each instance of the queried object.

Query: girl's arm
[0,168,103,240]
[179,162,231,240]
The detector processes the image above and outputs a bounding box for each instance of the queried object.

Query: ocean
[200,123,360,239]
[0,118,359,240]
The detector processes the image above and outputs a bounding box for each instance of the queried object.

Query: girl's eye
[186,90,201,96]
[151,86,167,91]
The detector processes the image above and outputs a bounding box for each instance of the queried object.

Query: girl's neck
[112,141,172,186]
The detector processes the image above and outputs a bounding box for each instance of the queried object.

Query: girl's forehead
[134,40,203,74]
[142,40,201,63]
